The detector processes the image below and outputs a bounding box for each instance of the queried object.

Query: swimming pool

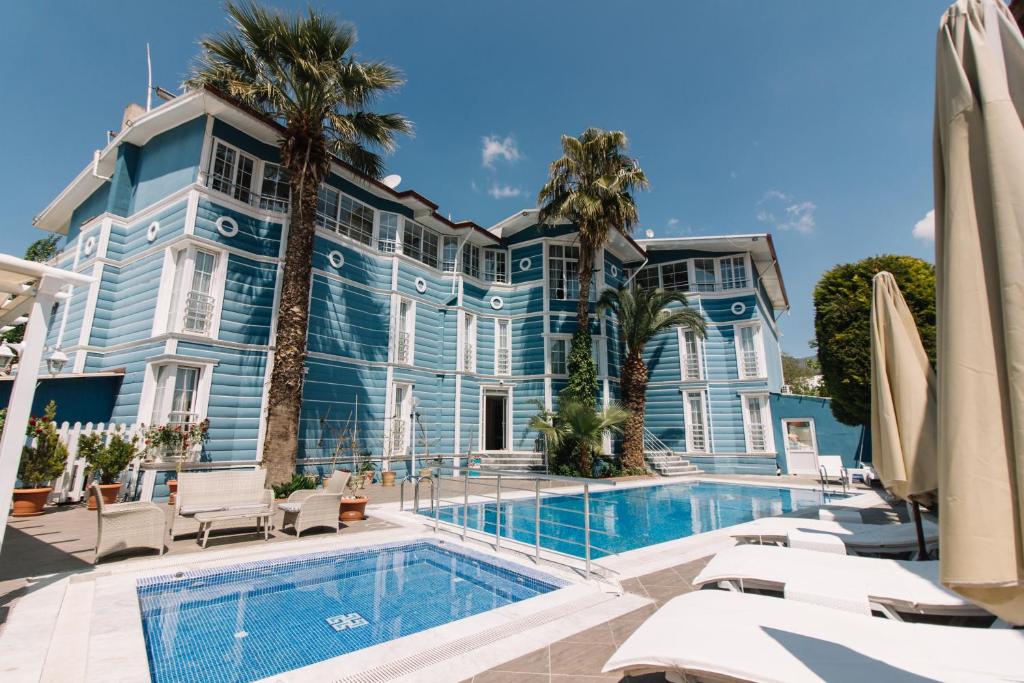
[137,540,566,683]
[427,481,844,558]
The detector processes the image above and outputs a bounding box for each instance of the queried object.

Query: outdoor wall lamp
[0,342,14,375]
[45,346,67,375]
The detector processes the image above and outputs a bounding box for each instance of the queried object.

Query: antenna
[146,43,153,111]
[382,174,402,189]
[645,229,655,238]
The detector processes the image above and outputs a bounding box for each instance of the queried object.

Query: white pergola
[0,253,92,548]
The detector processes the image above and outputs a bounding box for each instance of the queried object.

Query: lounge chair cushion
[788,528,848,554]
[178,504,226,516]
[277,502,301,513]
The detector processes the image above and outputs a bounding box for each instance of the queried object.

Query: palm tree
[186,2,412,484]
[538,129,648,405]
[529,399,629,476]
[598,287,705,471]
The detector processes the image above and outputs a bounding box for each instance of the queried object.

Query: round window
[146,221,160,242]
[216,216,240,238]
[731,302,747,316]
[490,296,504,310]
[327,250,345,269]
[415,277,427,293]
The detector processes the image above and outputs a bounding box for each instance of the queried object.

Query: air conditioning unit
[781,385,793,395]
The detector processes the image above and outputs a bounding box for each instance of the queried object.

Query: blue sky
[1,1,948,355]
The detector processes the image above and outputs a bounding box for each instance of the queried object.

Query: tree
[538,129,649,406]
[781,352,827,397]
[529,399,629,476]
[598,286,704,470]
[2,235,62,343]
[186,2,411,484]
[813,255,935,426]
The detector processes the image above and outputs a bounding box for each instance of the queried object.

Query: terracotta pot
[362,471,374,486]
[167,479,178,506]
[12,487,52,517]
[381,471,396,487]
[87,483,121,510]
[339,497,368,521]
[419,467,433,479]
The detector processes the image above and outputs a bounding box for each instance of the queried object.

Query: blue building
[30,88,805,497]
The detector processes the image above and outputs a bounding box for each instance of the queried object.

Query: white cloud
[487,183,522,199]
[913,209,935,241]
[756,190,817,234]
[481,134,521,168]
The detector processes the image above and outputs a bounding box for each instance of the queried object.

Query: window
[402,220,439,268]
[463,244,480,279]
[149,364,203,426]
[743,394,772,453]
[390,384,410,455]
[442,236,459,273]
[395,298,414,364]
[548,244,580,300]
[483,249,508,283]
[684,391,708,452]
[378,212,399,253]
[338,195,374,245]
[316,186,341,231]
[462,313,477,371]
[693,258,717,293]
[183,250,217,334]
[720,256,747,290]
[737,324,764,378]
[661,262,690,292]
[259,163,290,212]
[495,319,511,376]
[634,266,660,290]
[680,328,703,380]
[209,141,256,204]
[550,337,569,376]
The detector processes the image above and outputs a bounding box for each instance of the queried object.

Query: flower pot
[381,471,396,487]
[167,479,178,506]
[339,497,368,521]
[87,483,121,510]
[12,487,52,517]
[361,471,374,487]
[419,467,433,479]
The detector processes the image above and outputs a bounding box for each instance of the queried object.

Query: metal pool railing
[400,469,618,580]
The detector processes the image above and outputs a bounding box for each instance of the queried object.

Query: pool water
[137,540,565,683]
[428,481,844,558]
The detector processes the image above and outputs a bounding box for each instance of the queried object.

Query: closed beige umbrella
[934,0,1024,624]
[870,272,938,503]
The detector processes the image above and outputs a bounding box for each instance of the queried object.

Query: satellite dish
[645,229,655,238]
[382,174,402,189]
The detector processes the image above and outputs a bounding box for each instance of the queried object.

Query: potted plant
[80,433,139,509]
[272,473,316,500]
[143,419,210,505]
[359,451,376,487]
[12,401,67,517]
[381,469,397,487]
[339,474,368,521]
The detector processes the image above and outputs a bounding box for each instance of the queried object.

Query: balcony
[183,291,215,335]
[496,349,510,376]
[748,423,768,452]
[396,331,411,364]
[167,410,199,426]
[741,352,760,378]
[207,173,289,213]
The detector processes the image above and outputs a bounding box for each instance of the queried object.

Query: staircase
[471,452,547,474]
[643,427,703,477]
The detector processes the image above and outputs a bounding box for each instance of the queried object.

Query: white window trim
[154,245,228,339]
[678,327,704,381]
[683,389,709,453]
[548,334,571,377]
[494,318,512,376]
[393,296,416,365]
[483,248,509,284]
[386,382,413,457]
[734,322,766,379]
[137,355,218,427]
[740,391,775,453]
[459,310,477,372]
[547,243,581,301]
[781,417,819,461]
[207,138,289,215]
[479,385,514,453]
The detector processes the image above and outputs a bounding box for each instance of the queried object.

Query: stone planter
[87,483,121,510]
[12,487,52,517]
[339,497,368,521]
[381,471,396,487]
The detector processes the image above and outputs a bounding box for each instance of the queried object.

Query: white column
[0,277,60,548]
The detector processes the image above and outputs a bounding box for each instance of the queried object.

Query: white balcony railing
[167,410,198,426]
[689,424,707,452]
[684,356,701,380]
[463,344,475,372]
[183,291,215,335]
[208,173,289,213]
[741,351,760,378]
[396,331,411,363]
[390,420,406,455]
[496,349,510,375]
[748,423,767,452]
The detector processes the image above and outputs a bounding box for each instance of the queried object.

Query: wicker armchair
[279,492,344,537]
[92,483,165,563]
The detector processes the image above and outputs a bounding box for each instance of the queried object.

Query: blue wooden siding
[195,200,282,258]
[89,252,164,345]
[299,357,387,460]
[219,255,276,345]
[106,199,187,260]
[129,116,205,213]
[67,185,111,242]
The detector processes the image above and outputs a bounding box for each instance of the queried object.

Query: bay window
[442,236,459,273]
[661,261,690,292]
[463,244,481,279]
[483,249,508,283]
[634,266,660,290]
[720,255,748,290]
[402,220,439,268]
[693,258,717,293]
[209,141,256,204]
[378,212,399,253]
[259,163,290,212]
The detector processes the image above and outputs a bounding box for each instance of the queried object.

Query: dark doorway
[484,393,507,451]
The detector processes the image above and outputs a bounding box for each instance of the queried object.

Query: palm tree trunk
[261,135,324,485]
[620,350,649,471]
[575,241,593,331]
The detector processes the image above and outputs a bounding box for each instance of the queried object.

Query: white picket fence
[52,421,144,503]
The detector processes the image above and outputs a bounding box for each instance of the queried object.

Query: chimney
[121,103,146,131]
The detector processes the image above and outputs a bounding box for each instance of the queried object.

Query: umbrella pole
[912,500,928,560]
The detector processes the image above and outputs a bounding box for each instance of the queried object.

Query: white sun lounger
[693,544,988,621]
[603,591,1024,683]
[731,517,938,556]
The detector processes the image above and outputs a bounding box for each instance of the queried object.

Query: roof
[638,233,789,310]
[490,209,648,263]
[0,254,94,326]
[34,87,498,242]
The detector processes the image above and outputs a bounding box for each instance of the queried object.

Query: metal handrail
[642,427,674,455]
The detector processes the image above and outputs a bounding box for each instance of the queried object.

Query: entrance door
[484,392,508,451]
[782,418,818,475]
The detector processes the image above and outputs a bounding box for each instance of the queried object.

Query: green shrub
[79,433,139,485]
[18,401,68,488]
[272,473,316,499]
